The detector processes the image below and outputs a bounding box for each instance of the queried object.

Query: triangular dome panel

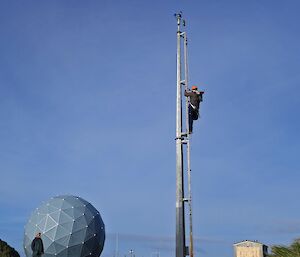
[50,199,64,209]
[55,234,71,247]
[53,241,65,254]
[55,224,71,240]
[45,225,58,241]
[57,248,68,257]
[69,229,86,247]
[60,221,73,232]
[67,244,83,257]
[59,210,72,224]
[49,211,60,223]
[37,216,47,232]
[45,215,58,232]
[61,200,73,210]
[46,242,56,254]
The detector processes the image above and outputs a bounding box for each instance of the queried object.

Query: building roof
[233,240,266,246]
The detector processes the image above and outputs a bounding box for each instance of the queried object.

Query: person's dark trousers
[188,104,199,133]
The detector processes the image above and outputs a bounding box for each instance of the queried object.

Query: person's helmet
[192,85,198,90]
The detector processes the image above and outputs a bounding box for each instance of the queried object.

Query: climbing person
[184,85,204,134]
[31,233,44,257]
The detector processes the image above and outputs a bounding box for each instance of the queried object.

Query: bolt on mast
[175,12,195,257]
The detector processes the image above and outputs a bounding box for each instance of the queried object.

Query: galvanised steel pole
[175,12,186,257]
[184,32,194,257]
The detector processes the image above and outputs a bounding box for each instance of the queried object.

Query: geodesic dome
[24,195,105,257]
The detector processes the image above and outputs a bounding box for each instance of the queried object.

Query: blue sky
[1,1,300,257]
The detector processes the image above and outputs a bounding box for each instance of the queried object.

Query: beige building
[233,240,268,257]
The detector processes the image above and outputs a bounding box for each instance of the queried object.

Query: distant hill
[0,239,20,257]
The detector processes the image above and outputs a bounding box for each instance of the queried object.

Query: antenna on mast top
[174,11,184,26]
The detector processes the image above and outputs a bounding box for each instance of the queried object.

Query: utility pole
[175,12,195,257]
[115,233,119,257]
[129,249,134,257]
[175,11,186,257]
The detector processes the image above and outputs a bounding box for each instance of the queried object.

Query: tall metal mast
[175,12,185,257]
[175,12,195,257]
[184,30,194,257]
